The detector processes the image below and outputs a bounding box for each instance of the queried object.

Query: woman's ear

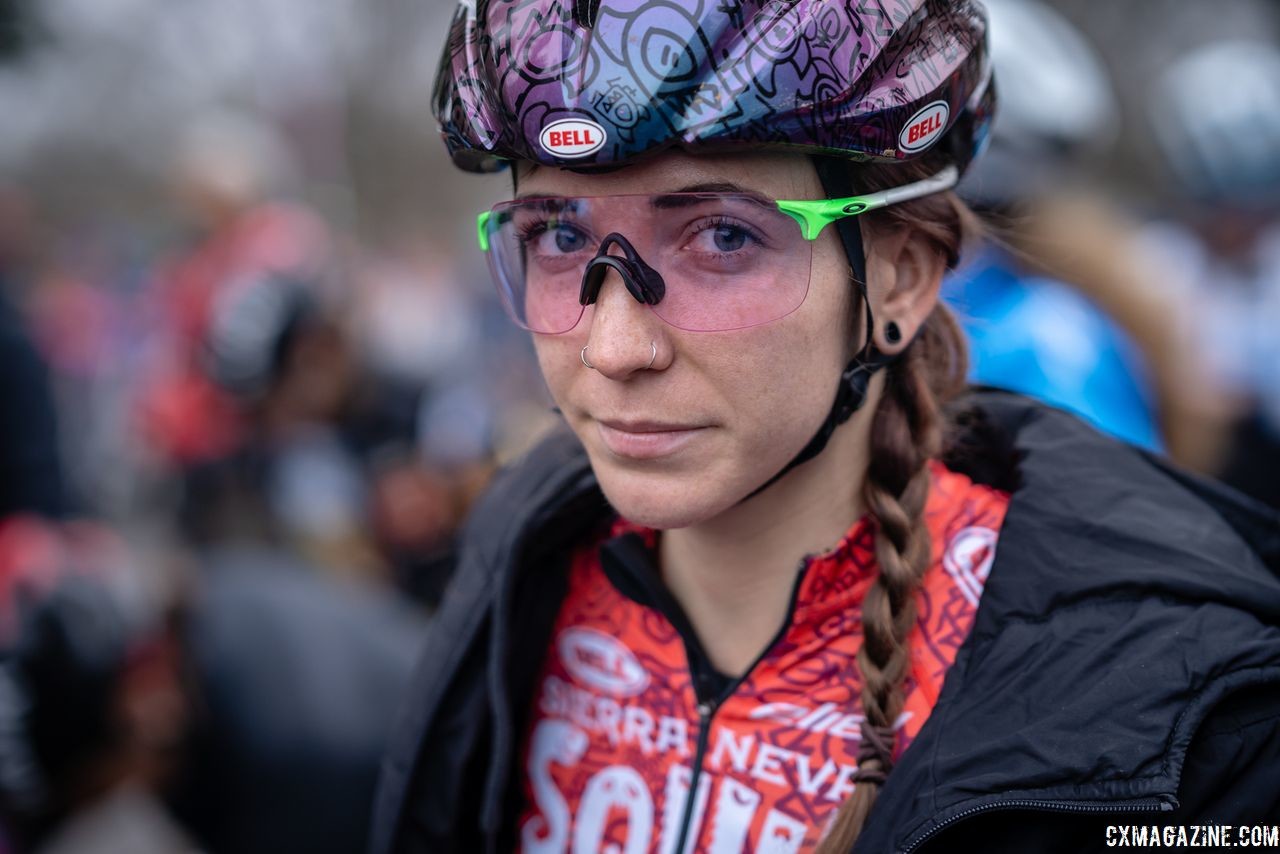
[863,223,946,355]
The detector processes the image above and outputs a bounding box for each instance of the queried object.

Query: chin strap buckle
[831,358,879,424]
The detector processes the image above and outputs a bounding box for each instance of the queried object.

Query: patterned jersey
[518,460,1011,853]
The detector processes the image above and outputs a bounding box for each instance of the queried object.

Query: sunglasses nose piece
[578,232,666,307]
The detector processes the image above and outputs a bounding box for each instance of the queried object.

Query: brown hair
[816,153,976,852]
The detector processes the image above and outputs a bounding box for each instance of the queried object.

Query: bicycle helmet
[435,0,992,174]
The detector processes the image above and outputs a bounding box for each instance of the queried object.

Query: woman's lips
[596,420,707,459]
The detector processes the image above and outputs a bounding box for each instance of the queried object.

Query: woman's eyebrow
[509,197,580,215]
[511,182,773,204]
[652,182,772,207]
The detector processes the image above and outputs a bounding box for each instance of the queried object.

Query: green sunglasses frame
[474,164,958,252]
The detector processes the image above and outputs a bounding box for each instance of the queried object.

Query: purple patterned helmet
[433,0,995,174]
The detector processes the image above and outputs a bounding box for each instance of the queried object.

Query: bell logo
[898,100,950,153]
[539,118,608,159]
[557,627,648,696]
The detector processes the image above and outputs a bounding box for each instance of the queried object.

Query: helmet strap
[813,156,869,289]
[731,157,901,505]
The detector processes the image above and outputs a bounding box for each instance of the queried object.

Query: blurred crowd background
[0,0,1277,852]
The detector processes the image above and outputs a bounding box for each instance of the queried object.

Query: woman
[372,2,1280,852]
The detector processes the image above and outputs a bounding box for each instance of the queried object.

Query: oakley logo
[899,100,950,153]
[841,201,869,215]
[540,118,607,159]
[558,628,648,696]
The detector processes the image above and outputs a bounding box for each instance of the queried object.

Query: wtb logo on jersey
[557,627,648,696]
[539,118,608,159]
[899,100,950,153]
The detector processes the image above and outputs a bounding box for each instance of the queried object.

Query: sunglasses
[475,165,957,334]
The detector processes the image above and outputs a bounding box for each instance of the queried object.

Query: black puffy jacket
[370,389,1280,854]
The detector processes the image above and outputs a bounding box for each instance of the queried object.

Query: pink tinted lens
[484,193,811,333]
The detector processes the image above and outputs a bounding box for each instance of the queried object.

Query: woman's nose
[581,266,664,379]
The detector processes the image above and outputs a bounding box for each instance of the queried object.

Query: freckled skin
[521,151,862,529]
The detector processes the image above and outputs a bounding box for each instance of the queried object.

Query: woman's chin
[591,462,728,530]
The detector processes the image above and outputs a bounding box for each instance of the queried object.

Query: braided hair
[816,155,974,852]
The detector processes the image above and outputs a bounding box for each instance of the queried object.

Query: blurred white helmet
[1149,40,1280,208]
[960,0,1118,205]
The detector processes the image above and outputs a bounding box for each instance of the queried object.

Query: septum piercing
[581,342,657,370]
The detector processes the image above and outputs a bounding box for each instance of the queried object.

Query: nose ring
[581,342,657,371]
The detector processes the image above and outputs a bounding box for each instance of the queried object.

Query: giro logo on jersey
[557,628,648,696]
[539,119,607,159]
[899,100,950,153]
[943,526,998,606]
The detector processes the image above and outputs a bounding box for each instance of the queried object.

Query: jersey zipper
[897,795,1174,854]
[667,559,811,854]
[670,696,717,854]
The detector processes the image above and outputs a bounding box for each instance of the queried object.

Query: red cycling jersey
[518,459,1010,853]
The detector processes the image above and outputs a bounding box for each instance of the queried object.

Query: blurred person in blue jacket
[944,0,1164,451]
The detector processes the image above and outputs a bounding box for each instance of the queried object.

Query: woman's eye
[552,226,587,253]
[527,224,587,255]
[711,225,747,252]
[688,221,757,254]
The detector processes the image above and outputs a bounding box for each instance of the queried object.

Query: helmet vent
[572,0,600,28]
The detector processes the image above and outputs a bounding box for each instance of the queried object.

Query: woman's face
[520,151,861,529]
